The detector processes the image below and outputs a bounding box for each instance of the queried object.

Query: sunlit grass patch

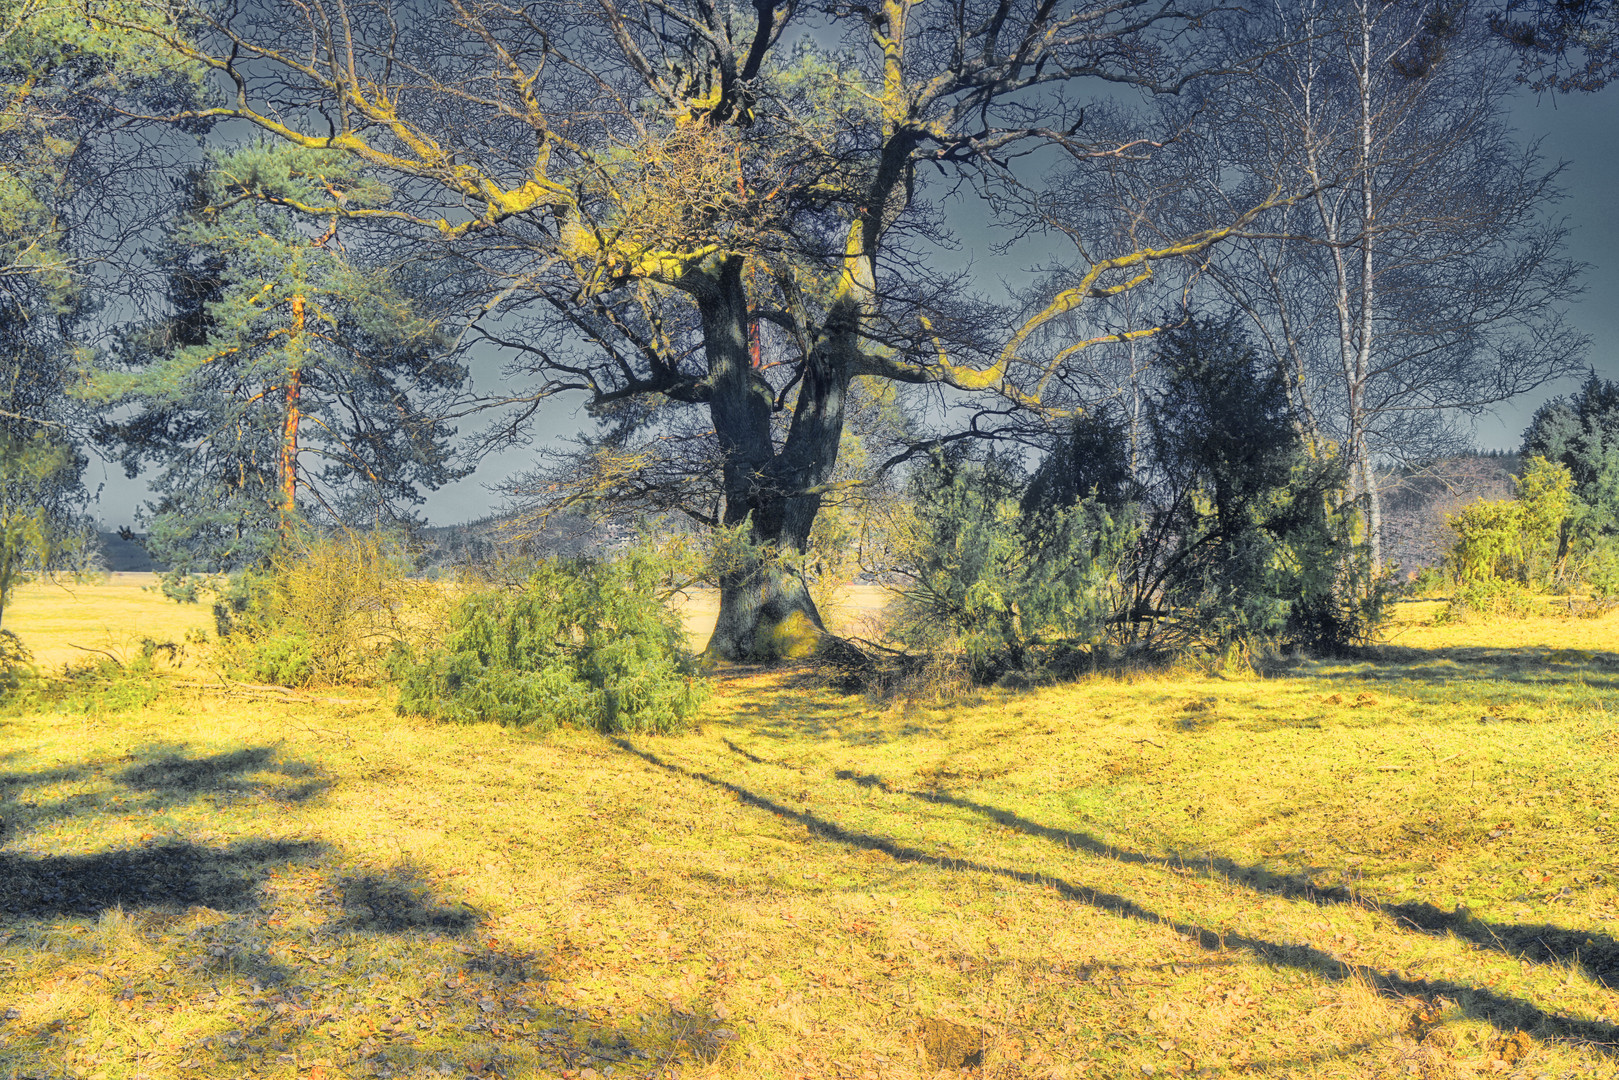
[0,580,1615,1078]
[6,574,214,675]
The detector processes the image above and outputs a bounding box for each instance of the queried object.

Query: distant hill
[86,511,633,577]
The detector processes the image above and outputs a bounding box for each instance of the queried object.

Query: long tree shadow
[618,739,1619,1055]
[119,745,332,803]
[823,763,1619,994]
[1306,644,1619,690]
[0,838,327,918]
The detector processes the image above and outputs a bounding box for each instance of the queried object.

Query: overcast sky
[1489,88,1619,442]
[85,81,1619,530]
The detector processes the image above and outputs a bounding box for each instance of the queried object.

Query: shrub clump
[883,315,1388,682]
[212,532,432,686]
[0,630,32,692]
[1435,455,1573,622]
[397,553,708,734]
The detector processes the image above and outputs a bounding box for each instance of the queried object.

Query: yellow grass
[6,574,213,673]
[671,586,892,650]
[0,586,1615,1080]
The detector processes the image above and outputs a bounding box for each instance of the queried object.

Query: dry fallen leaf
[1491,1030,1533,1065]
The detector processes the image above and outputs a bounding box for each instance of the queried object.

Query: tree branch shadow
[621,739,1619,1056]
[829,768,1619,994]
[0,838,327,919]
[1306,644,1619,689]
[334,864,481,936]
[119,744,332,803]
[2,743,335,846]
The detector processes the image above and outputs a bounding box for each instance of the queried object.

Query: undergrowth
[212,533,440,687]
[398,552,709,734]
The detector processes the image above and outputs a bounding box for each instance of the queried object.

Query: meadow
[0,577,1615,1079]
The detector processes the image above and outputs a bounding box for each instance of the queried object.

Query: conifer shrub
[885,443,1137,683]
[1582,539,1619,599]
[396,551,708,734]
[883,315,1390,683]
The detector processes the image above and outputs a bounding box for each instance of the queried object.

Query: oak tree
[104,0,1290,656]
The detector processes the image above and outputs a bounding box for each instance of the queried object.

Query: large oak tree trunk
[692,257,857,660]
[709,560,827,660]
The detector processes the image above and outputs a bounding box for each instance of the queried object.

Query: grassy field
[672,585,892,651]
[4,575,214,673]
[0,582,1616,1079]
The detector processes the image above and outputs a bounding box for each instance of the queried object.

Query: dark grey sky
[86,83,1619,529]
[1486,88,1619,445]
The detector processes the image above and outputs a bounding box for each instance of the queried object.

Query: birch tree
[1073,0,1585,567]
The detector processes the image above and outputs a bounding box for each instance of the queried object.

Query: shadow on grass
[119,745,332,803]
[2,744,334,845]
[335,865,481,935]
[619,739,1619,1057]
[0,838,326,918]
[1311,645,1619,689]
[0,763,88,790]
[733,696,869,741]
[198,940,299,988]
[828,766,1619,994]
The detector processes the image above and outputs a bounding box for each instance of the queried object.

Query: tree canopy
[1523,372,1619,545]
[1,0,203,617]
[91,151,469,589]
[1033,0,1585,568]
[91,0,1307,655]
[0,0,1595,662]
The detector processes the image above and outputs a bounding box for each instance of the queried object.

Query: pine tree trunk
[280,293,305,531]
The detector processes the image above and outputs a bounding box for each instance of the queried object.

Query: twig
[286,716,356,748]
[67,643,124,665]
[846,636,908,657]
[171,679,358,706]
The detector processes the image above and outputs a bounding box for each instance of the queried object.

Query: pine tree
[93,147,470,588]
[1522,374,1619,545]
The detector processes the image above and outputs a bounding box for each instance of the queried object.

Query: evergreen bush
[397,551,708,734]
[1523,374,1619,553]
[886,443,1138,681]
[887,448,1026,680]
[885,315,1389,681]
